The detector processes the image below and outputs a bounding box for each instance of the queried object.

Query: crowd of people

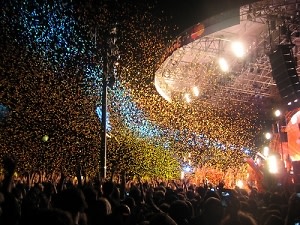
[1,155,300,225]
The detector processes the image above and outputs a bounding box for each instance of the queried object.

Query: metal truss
[155,0,300,108]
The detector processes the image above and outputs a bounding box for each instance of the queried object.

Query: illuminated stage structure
[155,0,300,107]
[155,0,300,188]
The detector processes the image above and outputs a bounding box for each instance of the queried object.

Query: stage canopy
[155,0,300,110]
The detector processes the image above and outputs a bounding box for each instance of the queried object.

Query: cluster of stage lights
[258,108,293,174]
[183,41,246,103]
[256,149,280,174]
[262,109,282,149]
[263,108,299,143]
[287,98,299,106]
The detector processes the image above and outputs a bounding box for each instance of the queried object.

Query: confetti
[0,0,263,179]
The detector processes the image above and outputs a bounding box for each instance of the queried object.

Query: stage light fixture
[231,41,245,58]
[268,155,279,174]
[265,132,272,140]
[218,57,229,72]
[291,113,298,124]
[263,146,269,157]
[184,93,191,103]
[274,109,281,117]
[192,86,199,97]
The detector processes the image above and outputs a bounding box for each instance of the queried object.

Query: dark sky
[157,0,258,33]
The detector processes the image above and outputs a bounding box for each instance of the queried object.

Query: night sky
[157,0,258,33]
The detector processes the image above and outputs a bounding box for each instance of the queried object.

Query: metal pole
[100,39,108,180]
[276,120,284,160]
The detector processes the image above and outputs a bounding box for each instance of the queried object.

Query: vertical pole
[100,37,108,180]
[276,120,284,161]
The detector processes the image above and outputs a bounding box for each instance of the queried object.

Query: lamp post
[100,42,108,180]
[99,25,119,180]
[274,109,285,160]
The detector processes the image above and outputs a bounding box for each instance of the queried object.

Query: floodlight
[265,132,272,140]
[231,41,245,58]
[236,180,243,188]
[219,57,229,72]
[192,86,199,96]
[268,155,279,174]
[184,93,191,103]
[263,146,269,157]
[274,109,281,117]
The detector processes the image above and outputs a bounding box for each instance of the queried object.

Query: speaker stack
[292,160,300,184]
[269,45,300,109]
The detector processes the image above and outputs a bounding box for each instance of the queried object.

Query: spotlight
[231,41,245,58]
[263,146,269,157]
[265,132,272,140]
[268,155,279,174]
[192,86,199,97]
[291,114,298,124]
[184,93,191,103]
[219,57,229,72]
[183,166,192,173]
[236,180,244,188]
[274,109,281,117]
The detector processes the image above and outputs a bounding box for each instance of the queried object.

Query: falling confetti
[0,0,264,179]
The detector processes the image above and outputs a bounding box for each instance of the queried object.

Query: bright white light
[263,146,269,157]
[257,152,267,160]
[184,93,191,103]
[183,166,191,172]
[255,157,260,164]
[231,41,245,58]
[268,155,278,174]
[291,113,298,125]
[192,86,199,97]
[154,77,172,102]
[219,57,229,72]
[236,180,243,188]
[265,132,272,140]
[274,109,281,117]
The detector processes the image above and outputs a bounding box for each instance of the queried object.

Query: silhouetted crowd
[1,155,300,225]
